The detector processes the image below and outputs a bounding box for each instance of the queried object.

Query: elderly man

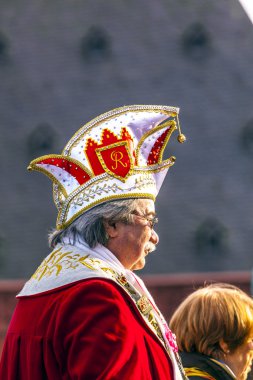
[0,105,186,379]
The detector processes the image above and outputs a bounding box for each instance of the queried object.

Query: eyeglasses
[130,212,158,229]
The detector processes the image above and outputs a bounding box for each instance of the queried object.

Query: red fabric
[0,278,173,380]
[85,127,134,176]
[39,157,91,184]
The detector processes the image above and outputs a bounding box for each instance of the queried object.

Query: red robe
[0,278,174,379]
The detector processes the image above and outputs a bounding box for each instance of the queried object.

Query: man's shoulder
[17,244,124,297]
[42,278,139,328]
[55,277,128,299]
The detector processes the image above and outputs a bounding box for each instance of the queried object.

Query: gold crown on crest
[28,105,186,229]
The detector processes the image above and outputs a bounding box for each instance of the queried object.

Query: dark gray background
[0,0,253,278]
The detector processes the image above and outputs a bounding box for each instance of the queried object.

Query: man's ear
[219,339,230,354]
[104,220,119,238]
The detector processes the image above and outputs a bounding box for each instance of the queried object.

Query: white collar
[61,237,149,295]
[64,237,125,272]
[18,238,147,298]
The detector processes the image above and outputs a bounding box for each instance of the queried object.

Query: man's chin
[131,258,146,271]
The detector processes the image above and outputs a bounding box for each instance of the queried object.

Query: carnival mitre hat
[28,105,185,229]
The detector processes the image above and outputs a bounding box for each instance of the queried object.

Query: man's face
[107,199,159,270]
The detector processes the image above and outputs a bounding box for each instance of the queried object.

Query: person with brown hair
[169,283,253,380]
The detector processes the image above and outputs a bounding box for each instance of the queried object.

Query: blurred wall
[0,0,253,277]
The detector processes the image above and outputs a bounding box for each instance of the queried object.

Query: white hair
[48,198,141,248]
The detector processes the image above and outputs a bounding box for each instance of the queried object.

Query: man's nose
[150,229,159,245]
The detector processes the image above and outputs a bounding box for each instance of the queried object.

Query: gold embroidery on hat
[63,105,179,155]
[56,173,157,229]
[53,183,65,210]
[57,192,155,229]
[96,141,134,182]
[136,120,177,166]
[133,157,176,174]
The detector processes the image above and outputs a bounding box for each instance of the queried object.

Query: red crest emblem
[96,142,133,182]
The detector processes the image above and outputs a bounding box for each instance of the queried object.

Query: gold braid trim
[185,367,216,380]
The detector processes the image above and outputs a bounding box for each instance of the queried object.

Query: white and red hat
[28,105,185,229]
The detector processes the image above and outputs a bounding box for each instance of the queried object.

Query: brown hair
[169,283,253,359]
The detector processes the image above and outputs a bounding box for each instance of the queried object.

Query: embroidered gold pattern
[96,141,134,182]
[56,170,156,229]
[73,183,123,205]
[32,247,98,281]
[117,274,128,286]
[137,296,153,315]
[53,183,66,209]
[57,191,155,229]
[134,157,176,173]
